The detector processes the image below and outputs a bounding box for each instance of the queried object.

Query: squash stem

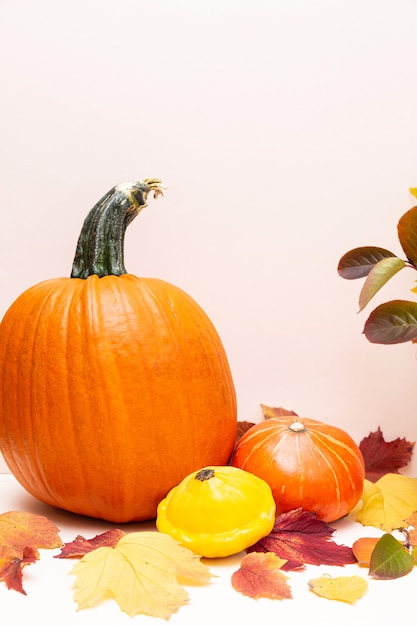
[71,178,165,279]
[195,468,215,481]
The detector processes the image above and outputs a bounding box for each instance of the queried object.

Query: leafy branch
[338,191,417,344]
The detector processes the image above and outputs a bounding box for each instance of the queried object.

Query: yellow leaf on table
[355,474,417,531]
[308,575,368,604]
[70,531,212,619]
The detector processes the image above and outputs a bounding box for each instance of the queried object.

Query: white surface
[1,2,417,471]
[0,473,415,626]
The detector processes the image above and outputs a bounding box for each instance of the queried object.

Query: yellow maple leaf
[308,575,368,604]
[70,531,212,619]
[356,474,417,531]
[410,188,417,199]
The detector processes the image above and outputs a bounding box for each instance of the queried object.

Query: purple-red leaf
[0,546,38,595]
[248,508,356,570]
[338,246,398,280]
[55,529,126,558]
[359,427,415,482]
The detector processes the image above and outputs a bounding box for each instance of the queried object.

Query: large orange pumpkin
[232,416,364,522]
[0,179,237,523]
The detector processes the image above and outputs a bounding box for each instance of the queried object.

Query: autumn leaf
[359,427,415,481]
[369,533,415,579]
[0,511,62,557]
[0,511,62,595]
[70,531,212,619]
[0,546,38,594]
[231,552,292,600]
[356,474,417,531]
[248,508,355,570]
[235,420,256,447]
[404,512,417,547]
[261,404,298,419]
[56,529,125,558]
[352,537,379,567]
[308,575,368,604]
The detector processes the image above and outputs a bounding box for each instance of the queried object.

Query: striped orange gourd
[232,416,364,522]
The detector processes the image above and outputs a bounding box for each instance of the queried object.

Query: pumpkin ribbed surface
[0,274,236,522]
[231,417,365,522]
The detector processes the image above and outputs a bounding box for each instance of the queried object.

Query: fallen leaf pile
[1,412,417,617]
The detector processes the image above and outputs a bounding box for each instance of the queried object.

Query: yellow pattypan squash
[156,465,276,558]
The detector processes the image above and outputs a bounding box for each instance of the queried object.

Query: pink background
[1,0,417,474]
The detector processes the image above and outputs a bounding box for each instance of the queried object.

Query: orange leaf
[231,552,292,600]
[352,537,379,567]
[404,511,417,547]
[0,511,62,559]
[56,529,126,558]
[0,510,62,595]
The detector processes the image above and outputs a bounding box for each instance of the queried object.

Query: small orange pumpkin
[0,179,237,523]
[231,416,365,522]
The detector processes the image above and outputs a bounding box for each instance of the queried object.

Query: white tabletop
[0,472,414,626]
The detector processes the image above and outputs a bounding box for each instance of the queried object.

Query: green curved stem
[71,178,165,279]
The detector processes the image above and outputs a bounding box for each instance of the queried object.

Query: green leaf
[363,300,417,344]
[398,206,417,266]
[369,533,415,579]
[358,257,406,311]
[338,247,398,280]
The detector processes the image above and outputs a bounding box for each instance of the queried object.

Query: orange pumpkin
[231,416,364,522]
[0,179,237,523]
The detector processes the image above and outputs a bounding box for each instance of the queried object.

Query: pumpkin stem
[195,468,215,481]
[289,421,306,433]
[71,178,165,279]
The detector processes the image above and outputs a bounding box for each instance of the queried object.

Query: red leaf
[248,508,356,570]
[359,427,415,482]
[55,529,126,558]
[231,552,292,600]
[0,546,38,595]
[235,421,256,447]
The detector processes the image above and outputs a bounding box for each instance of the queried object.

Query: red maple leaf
[55,529,125,558]
[0,546,38,595]
[359,427,415,482]
[247,508,356,570]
